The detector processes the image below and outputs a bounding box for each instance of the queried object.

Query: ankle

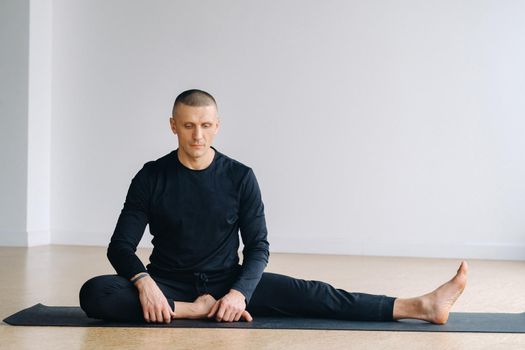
[189,302,203,319]
[393,297,425,320]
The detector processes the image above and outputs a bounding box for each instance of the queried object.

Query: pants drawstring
[193,272,209,295]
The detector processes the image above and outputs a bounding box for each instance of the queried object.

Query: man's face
[170,103,220,161]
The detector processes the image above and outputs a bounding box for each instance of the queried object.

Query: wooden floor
[0,245,524,350]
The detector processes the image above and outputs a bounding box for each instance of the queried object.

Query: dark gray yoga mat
[3,304,525,333]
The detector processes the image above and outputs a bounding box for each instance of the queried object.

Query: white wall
[0,0,30,245]
[27,0,52,245]
[0,0,52,246]
[9,0,525,260]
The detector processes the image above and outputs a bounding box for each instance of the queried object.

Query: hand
[135,275,175,324]
[207,289,253,322]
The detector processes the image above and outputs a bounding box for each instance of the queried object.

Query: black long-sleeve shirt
[107,147,270,302]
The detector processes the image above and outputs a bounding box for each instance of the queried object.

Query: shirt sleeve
[230,168,270,303]
[106,163,153,280]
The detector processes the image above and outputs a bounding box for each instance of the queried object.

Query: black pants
[79,267,395,322]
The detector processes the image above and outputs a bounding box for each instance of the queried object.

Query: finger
[149,310,156,323]
[207,301,219,318]
[170,301,176,318]
[144,310,150,323]
[234,311,242,322]
[222,309,233,322]
[150,308,158,323]
[242,310,253,322]
[229,311,238,322]
[207,302,220,318]
[162,300,174,321]
[215,303,226,321]
[162,307,171,323]
[230,310,241,322]
[155,308,164,323]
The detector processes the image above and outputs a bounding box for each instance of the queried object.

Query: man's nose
[193,127,203,140]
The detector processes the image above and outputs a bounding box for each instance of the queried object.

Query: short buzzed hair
[172,89,217,117]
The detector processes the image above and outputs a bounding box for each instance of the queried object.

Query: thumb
[171,301,176,317]
[207,301,220,318]
[242,310,253,322]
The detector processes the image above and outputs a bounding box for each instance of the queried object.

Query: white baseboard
[27,230,50,246]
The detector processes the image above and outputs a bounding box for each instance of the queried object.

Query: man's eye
[184,124,193,129]
[203,124,211,128]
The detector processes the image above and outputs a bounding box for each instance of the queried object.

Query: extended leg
[247,272,395,321]
[246,261,467,324]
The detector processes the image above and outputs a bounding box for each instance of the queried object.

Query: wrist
[131,273,150,288]
[229,289,246,301]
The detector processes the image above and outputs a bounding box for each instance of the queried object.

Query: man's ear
[169,117,177,135]
[214,117,220,135]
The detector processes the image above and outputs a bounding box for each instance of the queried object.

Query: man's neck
[177,148,216,170]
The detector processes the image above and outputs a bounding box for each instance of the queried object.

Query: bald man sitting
[79,89,467,324]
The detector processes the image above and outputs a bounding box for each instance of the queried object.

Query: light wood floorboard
[1,245,524,349]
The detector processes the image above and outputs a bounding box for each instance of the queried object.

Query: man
[79,89,467,324]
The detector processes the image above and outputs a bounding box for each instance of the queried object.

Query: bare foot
[393,261,468,324]
[191,294,217,319]
[421,261,468,324]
